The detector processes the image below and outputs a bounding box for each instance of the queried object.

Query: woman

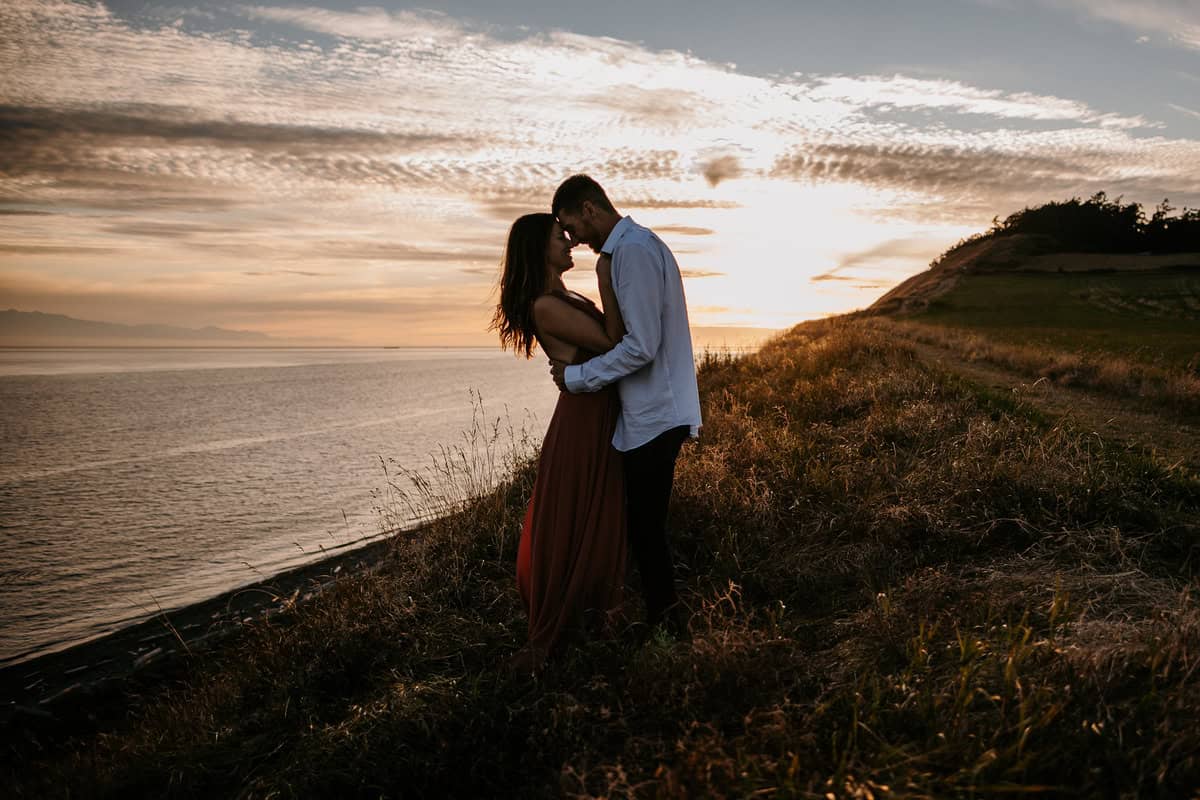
[492,213,627,668]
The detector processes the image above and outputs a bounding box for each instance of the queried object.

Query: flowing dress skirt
[517,384,627,658]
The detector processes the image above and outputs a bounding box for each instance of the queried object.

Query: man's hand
[549,358,568,392]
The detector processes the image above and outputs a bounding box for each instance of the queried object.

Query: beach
[0,531,404,725]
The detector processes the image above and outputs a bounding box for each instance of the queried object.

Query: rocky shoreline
[0,533,403,729]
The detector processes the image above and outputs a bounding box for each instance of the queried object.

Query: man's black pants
[624,424,689,625]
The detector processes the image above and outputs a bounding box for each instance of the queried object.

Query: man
[549,174,702,632]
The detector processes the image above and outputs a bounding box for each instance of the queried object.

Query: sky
[2,0,1199,346]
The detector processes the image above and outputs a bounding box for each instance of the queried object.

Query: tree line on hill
[935,192,1200,267]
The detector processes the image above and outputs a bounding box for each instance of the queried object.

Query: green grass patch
[915,270,1200,371]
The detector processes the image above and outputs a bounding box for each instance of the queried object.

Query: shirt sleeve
[564,241,662,393]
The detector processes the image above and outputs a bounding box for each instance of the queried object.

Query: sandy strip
[0,532,406,727]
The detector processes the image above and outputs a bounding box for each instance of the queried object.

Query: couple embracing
[493,174,702,669]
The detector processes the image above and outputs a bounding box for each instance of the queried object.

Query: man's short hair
[552,174,616,217]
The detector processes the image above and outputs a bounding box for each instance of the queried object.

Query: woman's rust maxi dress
[516,290,628,660]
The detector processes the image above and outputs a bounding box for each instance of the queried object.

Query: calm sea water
[0,348,559,665]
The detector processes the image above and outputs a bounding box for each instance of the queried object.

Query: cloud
[176,236,500,266]
[812,238,943,284]
[3,0,1181,215]
[240,5,469,42]
[305,241,498,264]
[582,86,718,125]
[102,221,245,239]
[598,150,683,181]
[809,272,892,289]
[772,141,1077,194]
[242,269,331,277]
[1046,0,1200,50]
[0,104,467,155]
[0,243,116,255]
[700,155,742,187]
[621,198,741,210]
[0,103,492,200]
[680,268,725,278]
[770,134,1200,215]
[1169,103,1200,121]
[459,266,499,277]
[1,271,489,319]
[801,74,1155,129]
[839,238,943,270]
[478,200,547,222]
[656,226,715,236]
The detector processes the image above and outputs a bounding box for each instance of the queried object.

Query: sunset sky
[2,0,1199,345]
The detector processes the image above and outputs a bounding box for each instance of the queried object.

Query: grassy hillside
[5,318,1198,798]
[868,253,1200,420]
[867,196,1199,420]
[913,269,1200,371]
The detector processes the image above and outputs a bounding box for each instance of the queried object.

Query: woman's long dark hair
[492,213,555,358]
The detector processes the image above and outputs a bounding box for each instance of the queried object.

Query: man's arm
[596,254,625,347]
[563,242,662,393]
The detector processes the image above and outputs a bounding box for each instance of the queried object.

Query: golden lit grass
[873,317,1200,418]
[5,319,1199,798]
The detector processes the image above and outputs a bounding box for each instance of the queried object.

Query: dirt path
[905,340,1200,479]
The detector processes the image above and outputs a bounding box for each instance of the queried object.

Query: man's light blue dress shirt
[563,216,702,452]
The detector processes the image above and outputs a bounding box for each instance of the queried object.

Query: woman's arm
[559,242,662,392]
[532,294,617,354]
[596,254,625,346]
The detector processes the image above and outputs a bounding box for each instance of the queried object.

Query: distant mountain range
[2,310,783,349]
[0,309,276,345]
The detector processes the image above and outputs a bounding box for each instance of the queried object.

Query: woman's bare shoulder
[531,291,568,317]
[532,290,564,304]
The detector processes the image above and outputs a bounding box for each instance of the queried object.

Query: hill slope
[5,318,1198,797]
[869,236,1200,316]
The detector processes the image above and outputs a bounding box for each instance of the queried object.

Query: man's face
[556,203,602,253]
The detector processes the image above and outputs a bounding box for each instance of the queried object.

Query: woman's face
[545,222,575,274]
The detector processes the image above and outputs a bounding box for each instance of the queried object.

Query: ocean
[0,347,559,666]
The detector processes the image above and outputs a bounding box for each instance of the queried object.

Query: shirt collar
[599,215,634,256]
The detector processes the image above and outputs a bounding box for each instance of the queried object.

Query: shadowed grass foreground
[5,319,1199,798]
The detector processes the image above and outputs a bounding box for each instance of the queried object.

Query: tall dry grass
[5,319,1198,798]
